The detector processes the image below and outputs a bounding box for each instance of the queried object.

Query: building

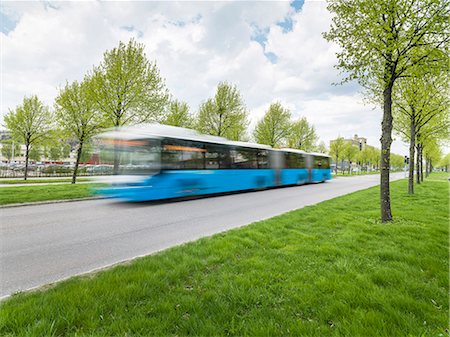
[346,134,367,151]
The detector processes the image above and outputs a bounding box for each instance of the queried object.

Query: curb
[0,196,104,209]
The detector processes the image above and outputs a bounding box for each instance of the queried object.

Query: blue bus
[96,124,331,202]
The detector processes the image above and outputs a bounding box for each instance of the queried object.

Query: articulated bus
[96,124,331,202]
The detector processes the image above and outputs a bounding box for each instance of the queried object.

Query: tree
[390,153,404,170]
[329,137,345,174]
[28,147,42,162]
[343,142,359,174]
[80,142,94,163]
[315,141,328,154]
[4,95,52,180]
[90,39,169,128]
[423,139,441,176]
[196,82,249,141]
[358,146,372,171]
[438,153,450,172]
[324,0,450,222]
[162,100,193,128]
[368,146,382,171]
[47,145,62,161]
[393,74,449,193]
[253,102,291,147]
[1,140,20,162]
[55,78,104,183]
[287,117,318,151]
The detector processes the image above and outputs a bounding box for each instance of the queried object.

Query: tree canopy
[287,117,318,151]
[253,102,291,148]
[90,39,169,127]
[196,82,249,141]
[163,100,193,128]
[4,95,52,179]
[55,78,104,183]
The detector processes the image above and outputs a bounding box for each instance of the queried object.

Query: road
[0,173,404,298]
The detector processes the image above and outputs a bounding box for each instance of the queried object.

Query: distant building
[329,134,370,173]
[346,134,367,151]
[0,130,11,141]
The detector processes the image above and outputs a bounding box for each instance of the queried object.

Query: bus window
[313,156,330,169]
[230,148,258,169]
[205,144,230,169]
[257,150,269,169]
[285,152,305,168]
[162,139,205,170]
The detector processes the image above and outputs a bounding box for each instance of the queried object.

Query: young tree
[162,100,193,128]
[1,140,20,162]
[90,39,169,128]
[253,102,291,147]
[343,142,359,174]
[423,139,441,176]
[393,75,449,193]
[287,117,318,151]
[55,78,104,183]
[438,153,450,172]
[329,136,345,174]
[4,96,52,180]
[315,141,328,154]
[28,147,42,162]
[390,153,405,170]
[324,0,450,222]
[196,82,249,141]
[47,145,62,161]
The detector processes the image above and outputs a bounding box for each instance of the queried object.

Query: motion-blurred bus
[96,124,331,202]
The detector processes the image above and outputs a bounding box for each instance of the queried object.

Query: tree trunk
[380,82,393,222]
[408,120,415,194]
[415,146,420,185]
[419,146,424,182]
[24,143,30,181]
[72,142,83,184]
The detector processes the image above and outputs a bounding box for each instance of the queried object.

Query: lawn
[0,176,447,336]
[0,178,91,184]
[0,183,104,205]
[425,171,449,181]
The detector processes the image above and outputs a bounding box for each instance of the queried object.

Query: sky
[1,0,410,155]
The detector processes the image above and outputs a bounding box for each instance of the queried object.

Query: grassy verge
[425,171,449,181]
[0,178,448,336]
[0,178,92,184]
[0,183,105,205]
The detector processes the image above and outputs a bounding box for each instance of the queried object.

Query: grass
[0,183,104,205]
[0,177,91,184]
[0,176,448,336]
[425,171,449,181]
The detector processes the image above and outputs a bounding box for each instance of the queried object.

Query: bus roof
[98,124,272,150]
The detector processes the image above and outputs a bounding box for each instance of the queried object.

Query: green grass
[0,178,91,184]
[0,183,104,205]
[425,171,449,181]
[0,178,448,336]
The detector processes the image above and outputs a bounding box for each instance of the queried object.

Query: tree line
[324,0,449,222]
[329,137,406,175]
[3,39,321,183]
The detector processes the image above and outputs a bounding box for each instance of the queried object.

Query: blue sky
[0,0,410,155]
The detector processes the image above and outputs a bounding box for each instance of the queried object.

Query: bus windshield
[99,139,161,175]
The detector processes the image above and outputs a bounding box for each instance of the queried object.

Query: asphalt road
[1,173,405,298]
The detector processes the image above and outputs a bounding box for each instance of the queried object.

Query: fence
[0,165,113,178]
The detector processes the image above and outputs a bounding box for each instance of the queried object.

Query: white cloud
[1,1,408,155]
